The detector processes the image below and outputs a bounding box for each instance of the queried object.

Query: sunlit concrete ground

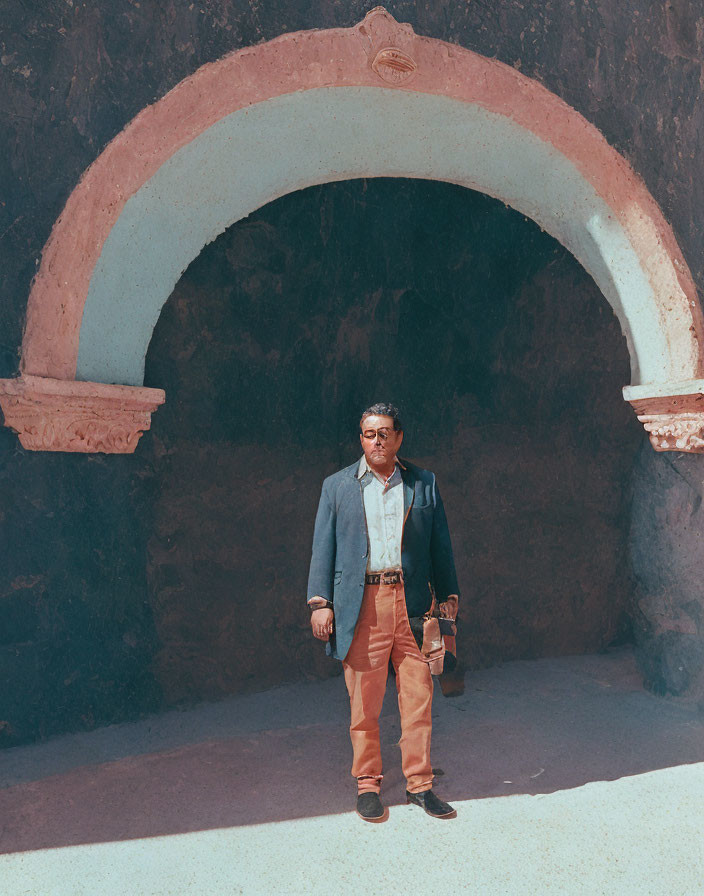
[1,645,703,895]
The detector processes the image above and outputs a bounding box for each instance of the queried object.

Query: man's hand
[311,608,334,641]
[438,595,458,619]
[438,595,458,636]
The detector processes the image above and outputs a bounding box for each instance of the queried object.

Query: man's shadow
[0,645,702,853]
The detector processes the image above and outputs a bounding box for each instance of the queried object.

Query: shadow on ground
[1,645,702,854]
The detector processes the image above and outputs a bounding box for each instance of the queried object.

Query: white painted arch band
[77,86,679,388]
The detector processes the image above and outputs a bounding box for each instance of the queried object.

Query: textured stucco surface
[1,0,704,745]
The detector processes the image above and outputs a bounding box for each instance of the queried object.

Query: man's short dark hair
[360,402,403,432]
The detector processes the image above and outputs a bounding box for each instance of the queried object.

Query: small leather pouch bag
[408,595,447,675]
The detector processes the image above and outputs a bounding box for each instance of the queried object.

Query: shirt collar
[356,455,406,480]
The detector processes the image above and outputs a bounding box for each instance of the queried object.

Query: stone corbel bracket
[0,375,165,454]
[623,381,704,453]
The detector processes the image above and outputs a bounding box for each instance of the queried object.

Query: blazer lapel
[399,460,415,517]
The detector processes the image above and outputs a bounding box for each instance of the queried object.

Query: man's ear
[396,430,404,451]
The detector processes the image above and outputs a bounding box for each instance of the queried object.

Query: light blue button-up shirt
[357,455,406,572]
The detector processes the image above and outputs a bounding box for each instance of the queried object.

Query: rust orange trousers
[342,580,434,795]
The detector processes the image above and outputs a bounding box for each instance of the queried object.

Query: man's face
[359,414,403,468]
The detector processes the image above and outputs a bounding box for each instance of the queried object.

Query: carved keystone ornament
[357,7,419,85]
[372,48,418,84]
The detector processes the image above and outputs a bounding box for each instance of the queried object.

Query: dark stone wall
[630,442,704,699]
[0,429,162,745]
[0,0,702,745]
[142,178,640,704]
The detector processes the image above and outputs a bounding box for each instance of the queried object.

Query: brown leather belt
[365,569,403,585]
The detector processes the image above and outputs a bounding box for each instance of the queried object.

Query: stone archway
[1,6,703,452]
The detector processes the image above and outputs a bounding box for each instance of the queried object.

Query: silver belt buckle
[381,568,402,584]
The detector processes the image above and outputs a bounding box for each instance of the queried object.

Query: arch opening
[141,176,641,697]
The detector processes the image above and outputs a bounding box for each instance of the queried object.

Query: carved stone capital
[636,413,704,453]
[0,375,165,453]
[623,381,704,452]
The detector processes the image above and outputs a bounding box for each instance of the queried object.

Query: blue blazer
[306,457,460,662]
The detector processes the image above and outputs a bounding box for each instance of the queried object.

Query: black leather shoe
[406,789,457,818]
[356,791,387,822]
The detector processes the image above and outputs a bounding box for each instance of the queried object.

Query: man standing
[307,402,460,822]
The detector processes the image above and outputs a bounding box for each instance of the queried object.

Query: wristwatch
[308,598,333,611]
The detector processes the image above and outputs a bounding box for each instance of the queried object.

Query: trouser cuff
[406,775,434,794]
[357,774,383,794]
